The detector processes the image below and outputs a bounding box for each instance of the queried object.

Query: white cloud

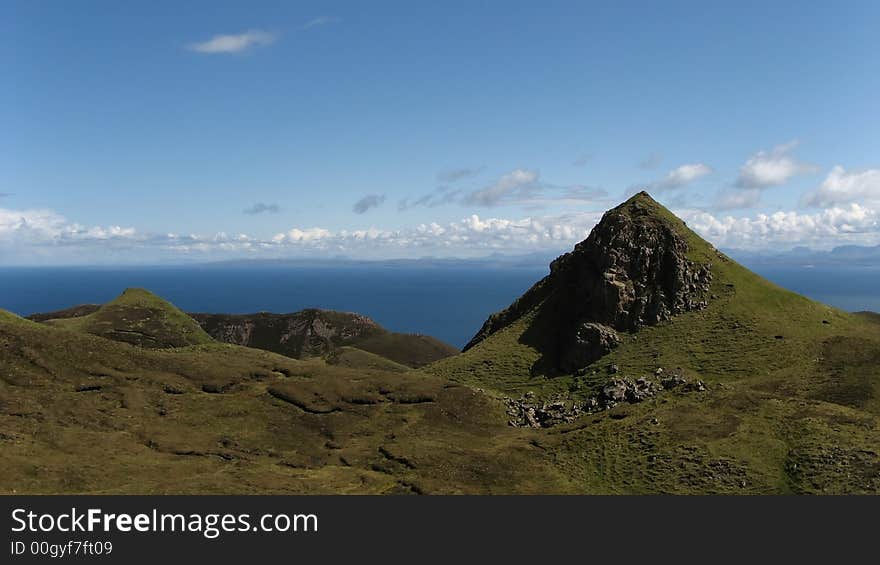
[802,166,880,207]
[188,30,276,54]
[300,16,338,30]
[465,169,540,207]
[0,207,136,243]
[735,140,818,189]
[681,204,880,249]
[272,227,333,243]
[627,162,712,197]
[662,163,713,189]
[715,188,762,210]
[268,212,601,256]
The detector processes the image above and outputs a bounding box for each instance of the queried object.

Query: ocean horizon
[2,263,877,348]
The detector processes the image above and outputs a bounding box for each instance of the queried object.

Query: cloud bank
[4,197,880,265]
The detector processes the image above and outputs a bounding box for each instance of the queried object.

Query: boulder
[560,323,620,372]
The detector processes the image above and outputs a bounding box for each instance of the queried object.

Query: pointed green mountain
[426,192,865,400]
[47,288,213,349]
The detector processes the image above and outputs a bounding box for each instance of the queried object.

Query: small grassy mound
[48,288,213,349]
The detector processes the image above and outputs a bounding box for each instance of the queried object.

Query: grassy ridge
[46,288,213,349]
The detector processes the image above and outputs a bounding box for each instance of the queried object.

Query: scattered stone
[506,372,709,428]
[654,367,664,376]
[609,364,619,374]
[661,373,688,390]
[684,380,707,392]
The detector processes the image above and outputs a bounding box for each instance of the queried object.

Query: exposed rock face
[191,309,458,368]
[465,192,713,372]
[547,196,713,331]
[560,323,620,372]
[194,309,380,359]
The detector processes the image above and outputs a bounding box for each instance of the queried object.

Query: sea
[0,264,877,348]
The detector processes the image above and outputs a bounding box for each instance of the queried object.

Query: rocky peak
[465,192,713,372]
[550,191,712,332]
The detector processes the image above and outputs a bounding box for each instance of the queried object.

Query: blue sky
[2,0,879,264]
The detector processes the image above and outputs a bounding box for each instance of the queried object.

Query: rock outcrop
[504,369,708,428]
[465,192,714,372]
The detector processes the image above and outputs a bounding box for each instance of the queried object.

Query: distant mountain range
[728,244,880,267]
[200,244,880,271]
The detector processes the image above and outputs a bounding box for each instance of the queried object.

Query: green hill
[424,192,880,493]
[45,288,213,349]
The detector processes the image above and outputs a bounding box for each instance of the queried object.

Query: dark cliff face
[191,309,458,368]
[464,192,713,371]
[192,309,382,359]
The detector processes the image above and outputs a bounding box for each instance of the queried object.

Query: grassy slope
[0,310,571,494]
[47,288,213,349]
[424,194,880,493]
[352,332,458,368]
